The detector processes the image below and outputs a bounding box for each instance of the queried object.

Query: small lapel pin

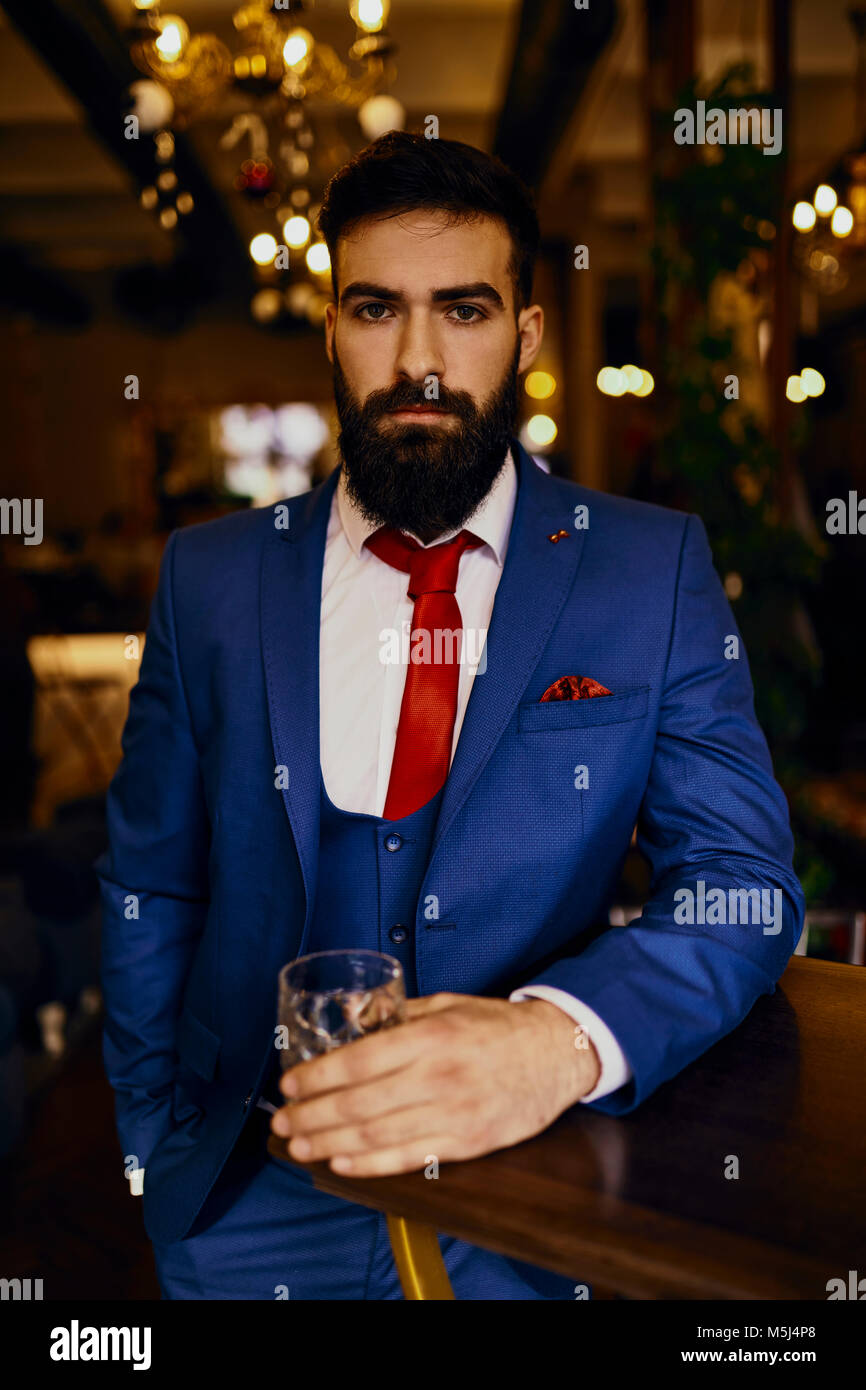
[547,530,569,543]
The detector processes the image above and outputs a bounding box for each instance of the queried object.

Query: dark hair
[317,130,539,311]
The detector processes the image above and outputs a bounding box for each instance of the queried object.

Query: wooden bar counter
[269,956,866,1299]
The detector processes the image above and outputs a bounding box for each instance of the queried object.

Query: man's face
[324,210,543,539]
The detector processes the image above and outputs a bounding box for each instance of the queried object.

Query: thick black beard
[333,339,520,539]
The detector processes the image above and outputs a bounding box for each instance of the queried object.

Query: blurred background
[0,0,863,1296]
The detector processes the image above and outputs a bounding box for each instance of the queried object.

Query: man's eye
[448,304,484,323]
[357,303,391,321]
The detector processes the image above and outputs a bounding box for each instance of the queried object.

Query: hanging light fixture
[126,1,404,320]
[127,2,402,126]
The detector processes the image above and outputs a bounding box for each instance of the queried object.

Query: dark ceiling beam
[493,0,619,190]
[1,0,251,297]
[0,244,90,326]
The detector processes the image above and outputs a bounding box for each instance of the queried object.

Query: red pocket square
[540,675,612,702]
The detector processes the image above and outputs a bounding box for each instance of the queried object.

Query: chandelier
[124,2,403,323]
[127,1,399,126]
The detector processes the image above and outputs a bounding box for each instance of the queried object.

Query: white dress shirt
[320,449,631,1105]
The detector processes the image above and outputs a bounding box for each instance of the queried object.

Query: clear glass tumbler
[277,949,406,1072]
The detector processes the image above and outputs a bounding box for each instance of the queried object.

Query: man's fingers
[283,1103,441,1163]
[278,1007,445,1100]
[273,1063,435,1138]
[328,1137,456,1178]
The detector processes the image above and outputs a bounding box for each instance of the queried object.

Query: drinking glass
[277,949,406,1073]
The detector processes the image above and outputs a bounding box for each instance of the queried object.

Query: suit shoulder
[169,502,273,559]
[544,471,692,540]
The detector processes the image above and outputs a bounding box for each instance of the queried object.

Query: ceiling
[0,1,861,287]
[540,0,861,232]
[0,0,520,275]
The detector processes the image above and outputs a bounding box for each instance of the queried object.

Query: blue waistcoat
[307,771,446,990]
[260,772,444,1107]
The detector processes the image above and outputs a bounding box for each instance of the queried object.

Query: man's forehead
[335,210,512,289]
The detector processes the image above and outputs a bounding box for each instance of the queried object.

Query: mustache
[360,380,478,420]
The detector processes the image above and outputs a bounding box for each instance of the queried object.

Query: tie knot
[365,526,483,598]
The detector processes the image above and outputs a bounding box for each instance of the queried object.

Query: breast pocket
[518,686,650,732]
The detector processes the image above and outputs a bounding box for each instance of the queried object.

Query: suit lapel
[260,467,339,952]
[430,441,588,857]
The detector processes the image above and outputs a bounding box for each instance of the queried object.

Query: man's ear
[324,302,337,363]
[516,303,544,375]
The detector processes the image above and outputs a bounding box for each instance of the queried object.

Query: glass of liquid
[277,949,406,1074]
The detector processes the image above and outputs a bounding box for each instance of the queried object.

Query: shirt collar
[336,446,516,568]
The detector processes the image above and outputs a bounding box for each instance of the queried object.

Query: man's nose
[393,312,445,384]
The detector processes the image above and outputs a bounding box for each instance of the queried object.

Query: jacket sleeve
[95,528,211,1171]
[519,512,805,1114]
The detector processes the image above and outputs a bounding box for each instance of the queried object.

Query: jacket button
[242,1090,253,1110]
[389,925,408,945]
[385,833,403,852]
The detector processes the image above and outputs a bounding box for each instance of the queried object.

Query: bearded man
[97,131,803,1300]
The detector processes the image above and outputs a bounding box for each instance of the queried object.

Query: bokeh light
[155,16,188,63]
[792,201,817,232]
[800,368,826,397]
[786,375,807,403]
[282,216,311,249]
[813,185,838,216]
[597,367,626,396]
[831,206,854,238]
[525,371,557,400]
[305,242,331,274]
[249,233,278,266]
[525,414,558,446]
[283,28,312,70]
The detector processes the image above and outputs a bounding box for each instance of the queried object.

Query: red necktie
[365,526,483,818]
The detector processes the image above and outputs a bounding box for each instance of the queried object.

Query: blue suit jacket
[96,440,804,1245]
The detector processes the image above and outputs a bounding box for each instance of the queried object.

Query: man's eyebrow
[340,282,403,304]
[431,282,505,309]
[339,280,506,309]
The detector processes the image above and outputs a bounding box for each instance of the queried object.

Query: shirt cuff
[508,985,633,1102]
[128,1167,145,1196]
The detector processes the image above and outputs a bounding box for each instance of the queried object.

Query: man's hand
[269,993,600,1177]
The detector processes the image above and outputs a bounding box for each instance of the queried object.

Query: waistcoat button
[388,925,408,945]
[385,833,403,852]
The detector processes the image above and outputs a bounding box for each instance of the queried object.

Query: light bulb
[621,364,644,393]
[358,94,405,140]
[525,415,557,446]
[813,184,837,217]
[785,375,807,403]
[128,80,174,133]
[305,242,331,274]
[831,206,854,238]
[792,201,816,232]
[283,216,311,249]
[525,371,556,400]
[250,233,278,266]
[283,28,313,70]
[351,0,390,33]
[799,368,825,397]
[596,367,626,397]
[155,16,188,63]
